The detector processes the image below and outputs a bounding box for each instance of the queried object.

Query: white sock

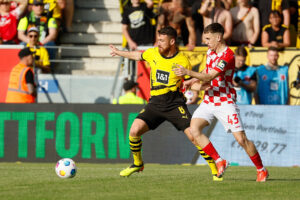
[257,167,265,171]
[216,158,223,163]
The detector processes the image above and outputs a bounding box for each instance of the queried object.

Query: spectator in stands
[255,47,289,105]
[254,0,290,28]
[233,46,257,104]
[220,0,233,10]
[191,0,204,46]
[198,0,233,41]
[122,0,155,50]
[0,0,27,44]
[26,27,51,73]
[18,0,58,59]
[113,80,147,104]
[6,47,36,103]
[261,10,290,48]
[63,0,74,32]
[230,0,260,47]
[288,0,297,46]
[28,0,65,20]
[157,0,196,50]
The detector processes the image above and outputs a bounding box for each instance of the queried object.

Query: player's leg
[120,118,149,177]
[167,105,222,180]
[190,103,228,178]
[184,127,222,181]
[232,130,268,182]
[216,103,268,182]
[129,118,149,165]
[120,104,165,177]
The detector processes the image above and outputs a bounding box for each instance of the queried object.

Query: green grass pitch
[0,163,299,200]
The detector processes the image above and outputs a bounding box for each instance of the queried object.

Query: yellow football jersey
[142,47,191,97]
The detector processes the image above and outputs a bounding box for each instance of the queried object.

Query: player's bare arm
[198,0,212,17]
[174,65,220,82]
[190,81,211,91]
[122,24,138,50]
[282,9,290,27]
[144,0,154,8]
[223,11,233,40]
[109,45,143,61]
[185,17,196,50]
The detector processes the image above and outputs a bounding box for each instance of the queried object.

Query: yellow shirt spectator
[113,80,147,104]
[17,11,57,42]
[26,43,50,70]
[28,0,62,19]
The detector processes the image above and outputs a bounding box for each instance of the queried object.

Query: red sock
[202,142,220,161]
[250,152,264,170]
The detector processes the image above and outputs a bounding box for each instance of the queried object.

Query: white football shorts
[192,102,244,133]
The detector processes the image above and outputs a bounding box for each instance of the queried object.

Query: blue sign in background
[197,105,300,167]
[38,80,59,93]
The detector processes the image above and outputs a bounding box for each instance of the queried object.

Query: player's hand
[173,64,188,76]
[201,82,211,91]
[183,78,198,90]
[186,43,195,51]
[270,41,279,48]
[109,44,119,57]
[128,41,138,51]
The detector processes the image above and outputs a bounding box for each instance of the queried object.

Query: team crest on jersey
[217,60,227,70]
[280,75,286,80]
[262,75,268,80]
[171,63,177,69]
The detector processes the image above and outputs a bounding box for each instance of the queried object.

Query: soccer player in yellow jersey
[109,26,222,181]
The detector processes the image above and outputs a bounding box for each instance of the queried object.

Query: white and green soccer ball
[55,158,77,178]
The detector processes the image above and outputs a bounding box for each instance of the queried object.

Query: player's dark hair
[158,26,177,41]
[235,46,248,57]
[203,23,225,35]
[268,10,282,19]
[268,46,278,52]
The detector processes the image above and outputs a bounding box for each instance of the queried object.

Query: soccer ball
[55,158,77,178]
[184,90,194,104]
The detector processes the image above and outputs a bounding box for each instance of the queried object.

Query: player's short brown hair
[268,46,279,52]
[158,26,177,41]
[235,46,248,57]
[203,23,225,35]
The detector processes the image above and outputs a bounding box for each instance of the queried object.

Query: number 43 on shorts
[227,114,239,125]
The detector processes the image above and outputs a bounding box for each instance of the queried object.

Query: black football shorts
[136,103,192,131]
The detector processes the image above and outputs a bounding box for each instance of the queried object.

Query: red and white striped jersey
[203,46,236,106]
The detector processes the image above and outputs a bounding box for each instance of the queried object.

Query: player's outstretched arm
[109,45,143,61]
[173,65,219,82]
[191,81,211,91]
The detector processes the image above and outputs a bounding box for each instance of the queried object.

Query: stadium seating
[56,0,123,75]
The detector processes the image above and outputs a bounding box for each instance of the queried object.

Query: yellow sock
[196,146,218,176]
[129,136,143,166]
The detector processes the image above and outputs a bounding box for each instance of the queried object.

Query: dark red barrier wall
[0,49,20,102]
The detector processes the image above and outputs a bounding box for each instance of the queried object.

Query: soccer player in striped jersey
[173,23,268,182]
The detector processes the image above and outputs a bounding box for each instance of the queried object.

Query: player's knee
[190,126,202,138]
[129,126,140,137]
[236,137,247,147]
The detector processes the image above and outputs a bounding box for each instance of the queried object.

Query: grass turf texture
[0,163,299,200]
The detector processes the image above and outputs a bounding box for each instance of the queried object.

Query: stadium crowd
[0,0,74,70]
[121,0,298,49]
[1,0,299,105]
[120,0,299,105]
